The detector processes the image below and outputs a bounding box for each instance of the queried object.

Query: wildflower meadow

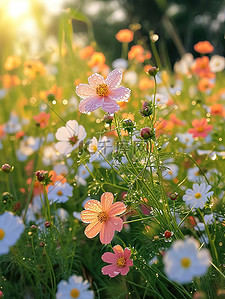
[0,1,225,298]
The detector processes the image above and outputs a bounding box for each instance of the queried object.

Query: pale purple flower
[76,69,131,114]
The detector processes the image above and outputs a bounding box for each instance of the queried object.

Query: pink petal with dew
[81,210,98,223]
[101,97,120,114]
[109,86,131,102]
[99,221,115,244]
[124,248,131,260]
[55,141,73,155]
[106,69,122,88]
[108,216,123,232]
[125,259,133,267]
[101,252,118,263]
[101,192,114,212]
[79,96,103,113]
[88,73,105,87]
[84,220,103,238]
[76,84,96,98]
[120,266,130,276]
[101,264,120,277]
[84,199,102,212]
[108,202,126,217]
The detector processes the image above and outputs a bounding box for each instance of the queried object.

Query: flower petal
[84,220,103,238]
[55,127,72,141]
[99,221,115,244]
[101,264,119,277]
[120,266,130,276]
[81,210,98,223]
[55,141,73,155]
[76,84,96,98]
[113,245,124,256]
[126,259,133,267]
[101,192,114,212]
[84,200,102,212]
[88,73,105,87]
[124,248,131,260]
[101,252,117,263]
[101,97,120,114]
[109,86,131,102]
[108,216,123,232]
[106,69,122,88]
[108,202,126,217]
[79,96,103,113]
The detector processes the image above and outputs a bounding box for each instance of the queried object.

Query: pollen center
[0,228,5,240]
[181,257,191,268]
[70,288,80,298]
[197,127,204,132]
[97,211,109,223]
[116,257,126,267]
[57,190,63,196]
[90,145,97,153]
[69,135,79,145]
[195,192,202,199]
[96,84,109,97]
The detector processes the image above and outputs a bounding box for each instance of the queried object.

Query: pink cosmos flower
[76,69,131,114]
[33,111,50,128]
[188,118,213,138]
[101,245,133,277]
[80,192,126,244]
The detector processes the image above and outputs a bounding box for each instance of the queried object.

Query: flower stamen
[116,257,126,267]
[97,211,109,223]
[195,193,202,199]
[96,84,109,97]
[70,288,80,298]
[0,228,5,240]
[181,257,191,268]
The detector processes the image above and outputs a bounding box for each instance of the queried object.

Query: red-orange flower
[188,118,213,138]
[194,41,214,54]
[191,56,215,79]
[80,46,95,60]
[81,192,126,244]
[115,29,134,43]
[33,111,50,128]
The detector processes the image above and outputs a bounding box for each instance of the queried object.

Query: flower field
[0,2,225,299]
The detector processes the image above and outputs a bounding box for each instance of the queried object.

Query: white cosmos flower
[209,55,225,73]
[0,212,25,255]
[162,164,179,180]
[55,120,87,155]
[183,183,214,209]
[48,181,73,204]
[163,238,211,284]
[177,133,194,147]
[88,136,113,163]
[56,275,94,299]
[145,93,168,106]
[187,166,203,183]
[75,163,93,185]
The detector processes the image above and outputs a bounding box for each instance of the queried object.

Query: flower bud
[47,93,55,102]
[122,119,135,133]
[169,192,178,200]
[44,221,51,228]
[1,164,13,174]
[139,101,153,117]
[35,170,48,182]
[140,127,154,139]
[146,66,159,77]
[103,115,113,124]
[30,225,38,231]
[0,291,3,298]
[2,192,13,204]
[164,230,172,239]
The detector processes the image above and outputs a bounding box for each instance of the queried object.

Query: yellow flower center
[197,126,204,132]
[90,145,97,153]
[57,190,63,196]
[96,84,109,97]
[181,257,191,268]
[195,193,202,199]
[97,211,109,223]
[116,257,126,267]
[70,288,80,298]
[0,228,5,240]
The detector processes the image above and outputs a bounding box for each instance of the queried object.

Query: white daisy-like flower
[56,208,69,222]
[163,238,211,284]
[174,53,194,74]
[162,164,179,180]
[182,183,214,209]
[209,55,225,73]
[187,167,203,183]
[56,275,94,299]
[0,212,25,255]
[123,70,138,86]
[55,120,87,155]
[177,133,194,147]
[48,181,73,204]
[112,58,128,71]
[5,114,22,134]
[88,136,112,163]
[194,214,214,231]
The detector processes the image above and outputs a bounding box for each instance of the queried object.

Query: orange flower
[88,52,105,68]
[198,78,214,92]
[24,60,46,79]
[169,114,185,126]
[4,56,21,71]
[194,41,214,54]
[81,192,126,244]
[0,124,5,139]
[128,45,145,62]
[115,29,134,43]
[210,104,225,117]
[188,118,213,138]
[139,77,155,91]
[191,56,215,79]
[48,85,63,100]
[1,74,20,88]
[80,46,95,60]
[33,111,50,128]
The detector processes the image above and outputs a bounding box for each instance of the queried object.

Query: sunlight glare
[8,0,30,18]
